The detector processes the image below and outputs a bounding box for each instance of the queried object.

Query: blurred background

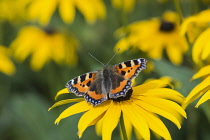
[0,0,210,140]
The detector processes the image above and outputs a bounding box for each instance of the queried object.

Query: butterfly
[66,57,147,106]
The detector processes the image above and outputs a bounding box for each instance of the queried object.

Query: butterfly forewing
[113,58,147,80]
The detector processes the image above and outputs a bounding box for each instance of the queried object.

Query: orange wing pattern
[66,71,97,96]
[109,79,132,98]
[114,58,147,80]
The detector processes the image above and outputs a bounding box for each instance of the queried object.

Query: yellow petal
[48,98,84,111]
[95,116,103,136]
[138,97,186,118]
[93,0,106,19]
[102,102,121,140]
[136,88,184,104]
[201,38,210,60]
[183,75,210,109]
[121,101,150,140]
[135,99,181,129]
[75,0,105,23]
[135,106,172,140]
[192,65,210,80]
[55,101,92,124]
[77,101,111,138]
[0,52,16,75]
[120,114,132,140]
[58,0,75,23]
[55,88,69,100]
[30,42,50,71]
[180,17,197,35]
[132,80,171,95]
[114,38,130,53]
[192,28,210,64]
[195,89,210,108]
[165,45,183,65]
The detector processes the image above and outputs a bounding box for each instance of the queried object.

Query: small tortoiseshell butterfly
[66,53,147,106]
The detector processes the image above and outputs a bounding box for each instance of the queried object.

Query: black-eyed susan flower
[111,0,136,12]
[114,11,188,65]
[0,46,15,75]
[49,79,186,140]
[180,9,210,43]
[27,0,106,25]
[10,26,78,71]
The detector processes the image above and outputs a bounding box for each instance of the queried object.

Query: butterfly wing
[66,70,107,106]
[114,58,147,80]
[109,58,147,98]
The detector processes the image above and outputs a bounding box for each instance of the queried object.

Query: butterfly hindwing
[113,58,147,80]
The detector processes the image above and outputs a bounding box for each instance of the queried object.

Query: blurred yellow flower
[111,0,135,12]
[0,46,15,75]
[10,26,78,71]
[180,9,210,43]
[115,11,188,65]
[192,27,210,65]
[49,79,186,140]
[27,0,106,25]
[183,26,210,108]
[0,0,31,23]
[183,65,210,108]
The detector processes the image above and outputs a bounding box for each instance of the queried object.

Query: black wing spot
[87,81,91,87]
[89,73,92,78]
[121,71,126,75]
[80,74,86,82]
[124,61,132,67]
[73,77,78,84]
[119,64,123,69]
[128,70,130,73]
[133,59,139,65]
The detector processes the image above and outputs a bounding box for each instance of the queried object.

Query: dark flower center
[112,88,133,102]
[43,27,56,34]
[159,20,175,32]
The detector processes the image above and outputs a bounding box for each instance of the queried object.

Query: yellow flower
[10,26,78,71]
[192,27,210,65]
[0,46,15,75]
[115,11,188,65]
[0,0,31,23]
[183,65,210,108]
[180,9,210,43]
[27,0,106,25]
[49,79,186,140]
[182,12,210,108]
[111,0,135,12]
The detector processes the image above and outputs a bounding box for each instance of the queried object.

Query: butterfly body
[66,58,147,106]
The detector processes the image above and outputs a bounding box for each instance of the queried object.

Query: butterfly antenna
[88,53,105,66]
[106,48,120,65]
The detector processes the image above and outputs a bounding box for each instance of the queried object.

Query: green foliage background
[0,0,210,140]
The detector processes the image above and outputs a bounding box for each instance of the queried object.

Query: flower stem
[120,113,128,140]
[173,0,183,22]
[173,0,191,47]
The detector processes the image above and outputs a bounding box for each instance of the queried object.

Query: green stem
[173,0,183,22]
[120,113,128,140]
[174,0,191,47]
